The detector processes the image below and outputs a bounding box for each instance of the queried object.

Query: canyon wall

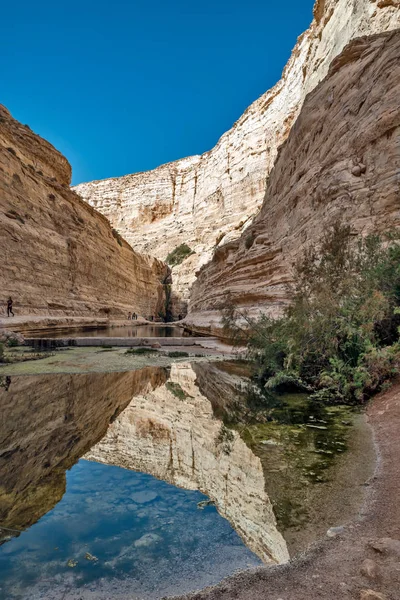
[0,104,170,319]
[74,0,400,316]
[85,362,289,565]
[187,30,400,333]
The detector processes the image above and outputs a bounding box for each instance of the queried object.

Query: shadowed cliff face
[0,104,170,318]
[0,368,168,538]
[85,362,290,565]
[187,31,400,333]
[74,0,399,315]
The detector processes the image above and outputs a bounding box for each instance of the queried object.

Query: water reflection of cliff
[85,362,289,564]
[0,368,168,540]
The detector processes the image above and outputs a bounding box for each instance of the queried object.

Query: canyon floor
[171,383,400,600]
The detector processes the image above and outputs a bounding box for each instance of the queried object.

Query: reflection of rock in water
[193,361,375,556]
[0,367,168,538]
[85,362,289,564]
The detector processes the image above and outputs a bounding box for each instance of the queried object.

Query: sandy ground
[169,383,400,600]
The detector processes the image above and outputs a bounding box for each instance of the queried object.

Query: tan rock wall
[0,105,169,318]
[187,31,400,333]
[74,0,400,315]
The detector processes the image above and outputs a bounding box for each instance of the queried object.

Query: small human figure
[127,312,132,320]
[5,376,11,392]
[133,312,137,320]
[7,297,14,317]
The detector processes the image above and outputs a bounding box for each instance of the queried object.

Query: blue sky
[1,0,314,185]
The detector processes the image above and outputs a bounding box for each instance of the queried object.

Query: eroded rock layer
[187,31,400,333]
[85,362,289,565]
[74,0,400,315]
[0,105,169,318]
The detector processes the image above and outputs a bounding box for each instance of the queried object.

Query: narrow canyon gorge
[1,1,400,599]
[74,0,400,319]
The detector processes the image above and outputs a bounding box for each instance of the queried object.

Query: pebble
[327,525,345,538]
[369,537,400,557]
[360,558,380,580]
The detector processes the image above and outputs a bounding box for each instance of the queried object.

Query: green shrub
[7,338,19,347]
[167,351,189,358]
[166,244,194,267]
[166,381,188,400]
[125,347,158,355]
[223,223,400,405]
[0,343,4,361]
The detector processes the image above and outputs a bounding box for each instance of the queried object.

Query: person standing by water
[7,297,14,317]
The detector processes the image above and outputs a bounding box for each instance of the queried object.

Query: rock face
[0,105,170,318]
[187,30,400,333]
[73,0,400,316]
[85,362,289,565]
[0,368,167,536]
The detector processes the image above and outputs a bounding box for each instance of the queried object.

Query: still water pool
[27,325,191,339]
[0,461,260,600]
[0,361,373,599]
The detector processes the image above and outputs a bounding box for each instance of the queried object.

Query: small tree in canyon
[223,222,400,404]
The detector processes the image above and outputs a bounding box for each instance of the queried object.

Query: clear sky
[1,0,315,185]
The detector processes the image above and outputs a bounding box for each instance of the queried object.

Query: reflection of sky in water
[0,460,261,600]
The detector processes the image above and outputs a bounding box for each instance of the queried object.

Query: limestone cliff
[0,368,167,537]
[187,30,400,333]
[85,362,289,565]
[0,105,170,318]
[73,0,399,316]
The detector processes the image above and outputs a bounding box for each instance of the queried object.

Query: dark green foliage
[166,243,194,267]
[7,338,19,348]
[125,347,158,355]
[166,381,188,400]
[223,223,400,404]
[167,351,189,358]
[0,343,4,362]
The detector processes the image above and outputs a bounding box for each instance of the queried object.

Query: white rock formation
[74,0,400,314]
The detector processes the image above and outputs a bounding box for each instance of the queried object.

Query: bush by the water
[125,347,159,355]
[166,244,194,267]
[222,223,400,404]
